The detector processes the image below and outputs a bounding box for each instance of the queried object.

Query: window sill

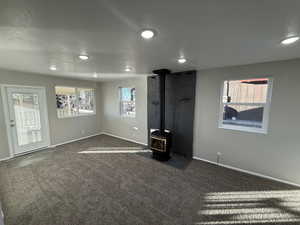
[57,113,96,119]
[120,115,136,119]
[219,124,267,134]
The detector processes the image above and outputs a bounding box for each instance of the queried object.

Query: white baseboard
[193,156,300,188]
[0,133,103,162]
[0,156,12,162]
[100,132,147,146]
[49,133,102,148]
[0,132,144,162]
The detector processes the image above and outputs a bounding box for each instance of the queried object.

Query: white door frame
[1,84,51,158]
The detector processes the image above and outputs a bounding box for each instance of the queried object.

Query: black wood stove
[150,69,172,161]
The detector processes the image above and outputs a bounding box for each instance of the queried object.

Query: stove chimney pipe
[152,69,171,133]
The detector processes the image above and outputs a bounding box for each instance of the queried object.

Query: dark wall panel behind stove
[147,75,161,144]
[148,70,196,158]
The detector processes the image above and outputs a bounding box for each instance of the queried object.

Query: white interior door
[3,86,50,155]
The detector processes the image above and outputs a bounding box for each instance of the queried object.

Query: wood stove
[150,69,172,161]
[150,129,171,161]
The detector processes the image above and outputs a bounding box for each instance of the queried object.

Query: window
[55,86,95,118]
[119,87,136,117]
[219,78,272,133]
[77,88,95,115]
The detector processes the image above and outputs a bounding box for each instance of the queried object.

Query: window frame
[55,86,96,119]
[218,77,273,134]
[119,87,136,118]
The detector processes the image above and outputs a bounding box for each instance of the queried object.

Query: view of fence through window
[221,78,270,130]
[55,86,95,118]
[120,87,136,117]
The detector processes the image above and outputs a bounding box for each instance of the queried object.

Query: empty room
[1,1,300,225]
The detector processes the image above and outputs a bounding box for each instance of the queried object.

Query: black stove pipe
[152,69,171,133]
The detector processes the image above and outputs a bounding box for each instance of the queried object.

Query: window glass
[222,104,264,128]
[78,88,95,115]
[223,79,268,104]
[120,87,136,117]
[220,78,272,133]
[55,86,95,118]
[12,93,42,145]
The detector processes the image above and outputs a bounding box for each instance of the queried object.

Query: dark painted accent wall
[148,70,196,158]
[147,75,161,144]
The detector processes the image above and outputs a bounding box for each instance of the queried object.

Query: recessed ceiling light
[281,36,300,45]
[49,65,57,71]
[79,55,89,60]
[141,29,155,39]
[125,67,132,72]
[177,58,187,64]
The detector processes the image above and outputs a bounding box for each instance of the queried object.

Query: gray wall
[194,58,300,185]
[0,69,101,160]
[99,77,148,145]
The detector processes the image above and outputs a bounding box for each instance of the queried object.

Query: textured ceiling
[1,0,300,81]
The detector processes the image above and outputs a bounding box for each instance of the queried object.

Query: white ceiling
[1,0,300,81]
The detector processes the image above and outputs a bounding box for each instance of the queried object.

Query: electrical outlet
[81,130,85,135]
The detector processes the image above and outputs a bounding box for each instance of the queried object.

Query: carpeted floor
[0,134,299,225]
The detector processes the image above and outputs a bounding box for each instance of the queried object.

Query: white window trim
[218,77,273,134]
[119,87,136,118]
[55,86,96,119]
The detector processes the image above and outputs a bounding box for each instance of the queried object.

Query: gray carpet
[0,134,299,225]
